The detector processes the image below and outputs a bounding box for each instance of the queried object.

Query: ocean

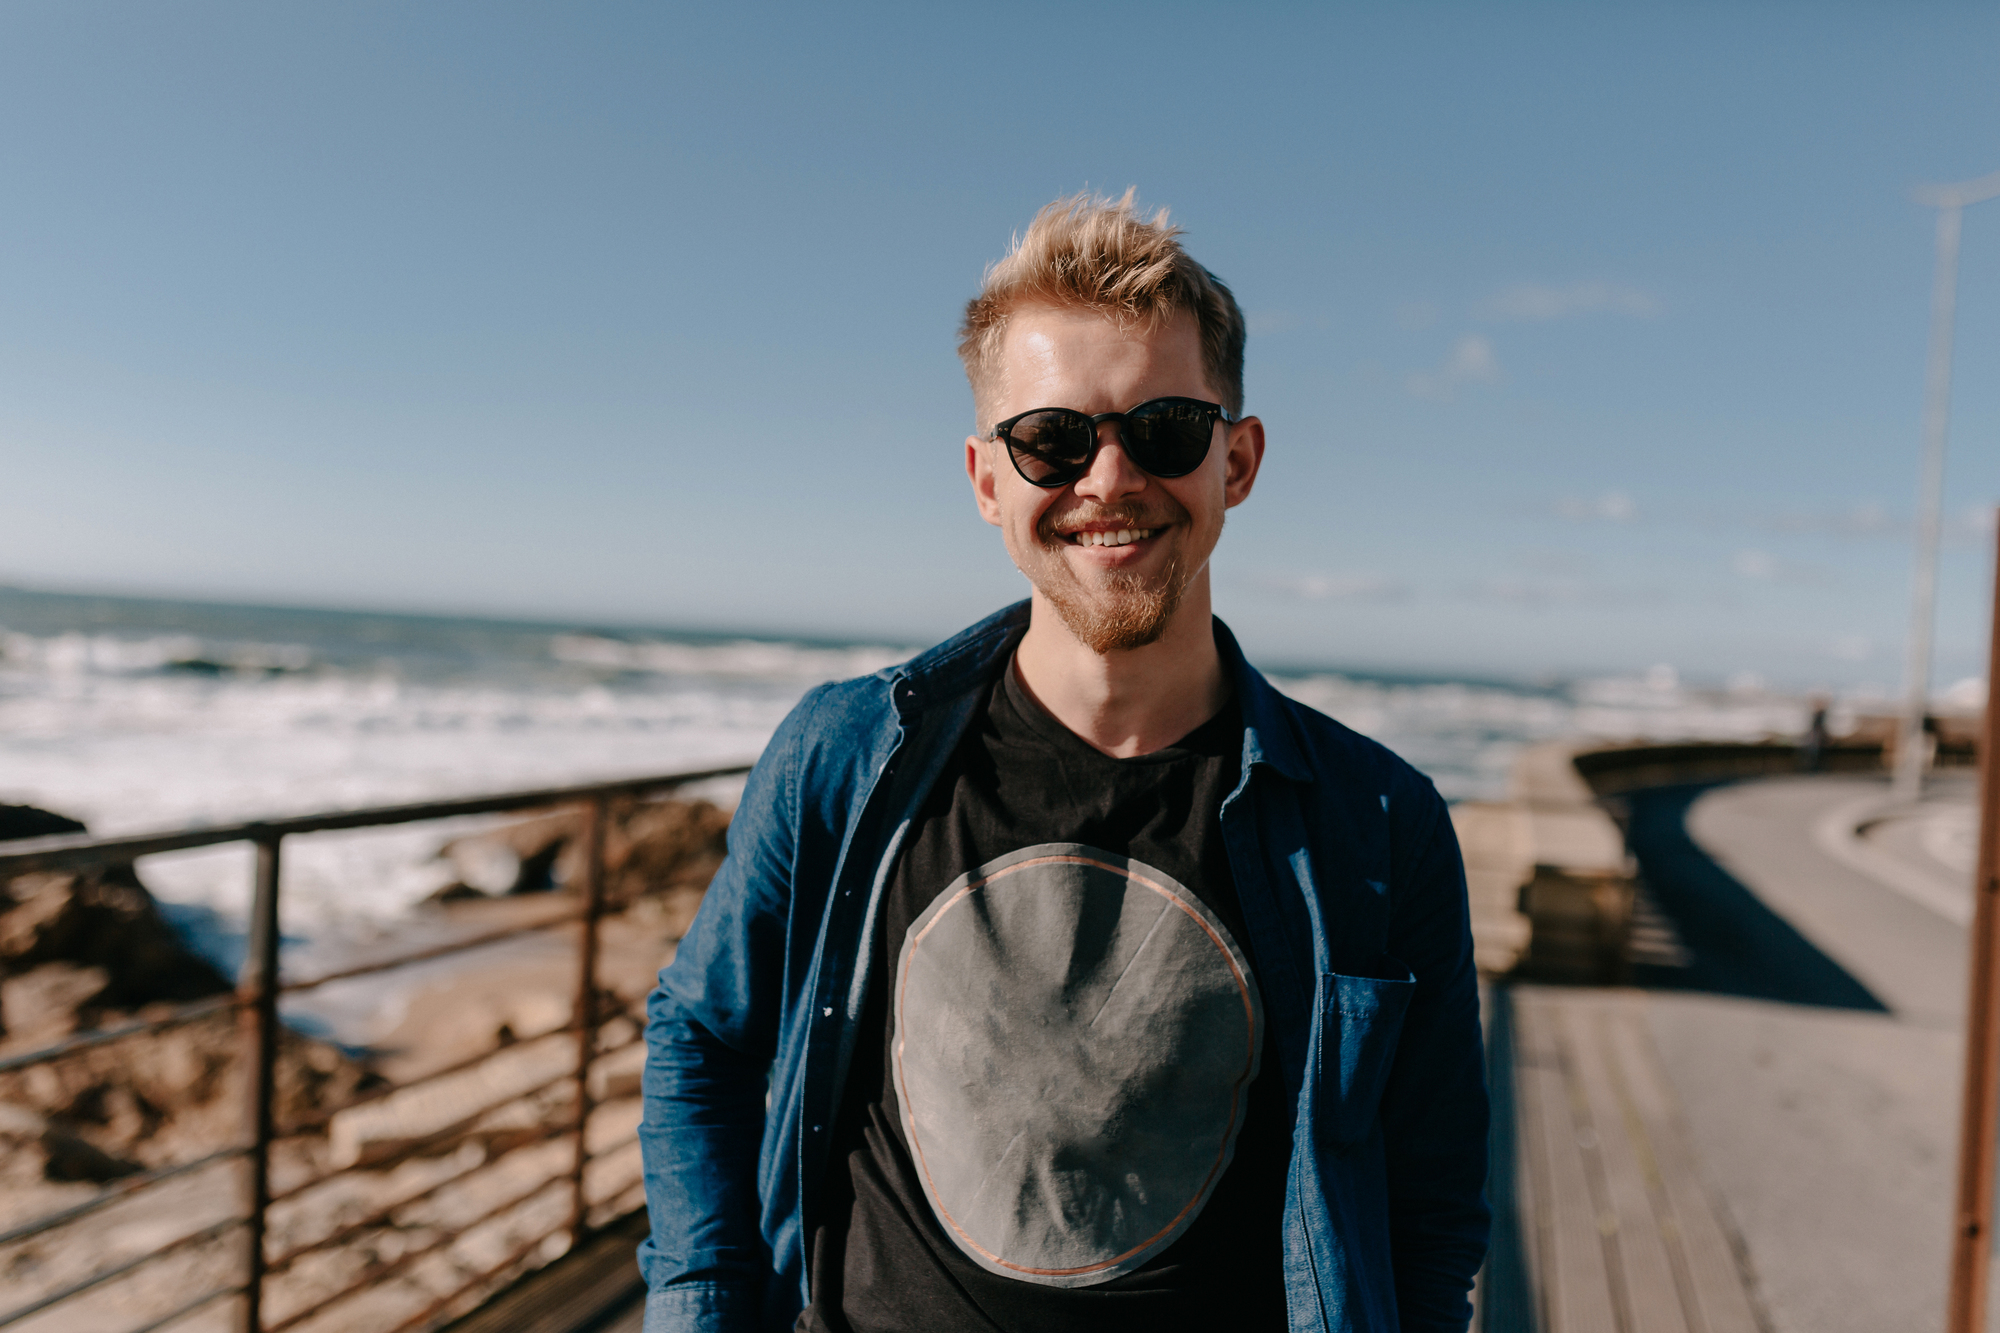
[0,585,1816,952]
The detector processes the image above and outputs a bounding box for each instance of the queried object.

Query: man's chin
[1034,572,1186,655]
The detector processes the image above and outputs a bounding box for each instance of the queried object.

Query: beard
[1027,499,1201,654]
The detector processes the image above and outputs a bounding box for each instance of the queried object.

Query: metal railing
[0,763,752,1333]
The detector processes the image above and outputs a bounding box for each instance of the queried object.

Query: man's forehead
[994,305,1208,411]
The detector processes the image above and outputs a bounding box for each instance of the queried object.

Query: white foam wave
[550,633,906,680]
[0,615,1823,944]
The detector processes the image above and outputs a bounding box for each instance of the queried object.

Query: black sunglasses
[990,396,1231,489]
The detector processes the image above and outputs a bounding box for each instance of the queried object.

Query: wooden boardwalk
[1483,984,1769,1333]
[442,1210,647,1333]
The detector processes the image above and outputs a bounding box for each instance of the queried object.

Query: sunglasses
[990,396,1231,489]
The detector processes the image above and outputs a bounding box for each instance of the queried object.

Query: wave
[0,592,1830,944]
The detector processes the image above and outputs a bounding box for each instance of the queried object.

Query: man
[640,192,1490,1333]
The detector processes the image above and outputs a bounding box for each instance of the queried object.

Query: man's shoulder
[773,601,1029,758]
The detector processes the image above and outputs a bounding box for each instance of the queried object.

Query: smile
[1064,527,1160,548]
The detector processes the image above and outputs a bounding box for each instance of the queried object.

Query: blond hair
[957,190,1246,432]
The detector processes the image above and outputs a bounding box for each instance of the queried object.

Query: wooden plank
[1562,1000,1690,1333]
[1605,1004,1765,1333]
[1453,802,1535,975]
[1514,992,1623,1333]
[597,1295,645,1333]
[442,1211,647,1333]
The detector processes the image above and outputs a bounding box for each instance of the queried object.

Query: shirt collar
[888,600,1311,785]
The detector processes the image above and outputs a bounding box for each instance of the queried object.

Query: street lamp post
[1895,169,2000,803]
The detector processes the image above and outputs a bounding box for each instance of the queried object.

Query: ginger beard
[1020,495,1209,654]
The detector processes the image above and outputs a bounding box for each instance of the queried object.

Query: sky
[3,2,1999,690]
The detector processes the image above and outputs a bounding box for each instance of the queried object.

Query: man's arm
[1378,785,1491,1332]
[639,688,822,1332]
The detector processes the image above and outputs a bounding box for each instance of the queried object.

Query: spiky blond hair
[957,190,1246,432]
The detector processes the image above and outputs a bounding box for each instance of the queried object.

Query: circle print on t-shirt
[891,841,1264,1288]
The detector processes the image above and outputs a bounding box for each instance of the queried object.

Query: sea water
[0,586,1817,953]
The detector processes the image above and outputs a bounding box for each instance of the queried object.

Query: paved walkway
[1489,774,1988,1333]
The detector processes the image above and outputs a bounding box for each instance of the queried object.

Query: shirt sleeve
[638,686,824,1332]
[1379,784,1491,1332]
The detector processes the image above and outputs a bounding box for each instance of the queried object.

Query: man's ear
[1221,416,1265,510]
[967,435,1004,526]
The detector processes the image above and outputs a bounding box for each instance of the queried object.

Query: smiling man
[640,193,1490,1333]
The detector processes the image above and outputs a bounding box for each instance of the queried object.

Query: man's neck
[1012,574,1230,758]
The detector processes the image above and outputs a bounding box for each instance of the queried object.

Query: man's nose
[1072,422,1146,501]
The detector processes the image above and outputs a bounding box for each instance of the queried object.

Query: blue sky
[4,3,1998,689]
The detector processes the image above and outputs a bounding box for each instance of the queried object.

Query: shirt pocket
[1316,968,1417,1153]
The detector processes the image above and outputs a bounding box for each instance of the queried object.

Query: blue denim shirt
[639,603,1489,1332]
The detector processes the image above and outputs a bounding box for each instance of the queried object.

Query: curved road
[1627,773,1978,1333]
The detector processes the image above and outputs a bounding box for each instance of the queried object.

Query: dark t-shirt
[800,662,1291,1333]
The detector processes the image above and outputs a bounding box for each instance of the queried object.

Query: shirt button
[822,1007,834,1017]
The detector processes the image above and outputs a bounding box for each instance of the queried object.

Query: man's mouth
[1064,527,1160,548]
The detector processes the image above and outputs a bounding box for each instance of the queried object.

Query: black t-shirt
[800,662,1291,1333]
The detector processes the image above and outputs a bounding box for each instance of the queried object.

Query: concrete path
[1599,775,1979,1333]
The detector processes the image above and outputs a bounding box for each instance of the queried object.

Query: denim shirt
[639,603,1489,1333]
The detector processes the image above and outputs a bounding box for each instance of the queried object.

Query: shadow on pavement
[1475,983,1534,1333]
[1622,783,1888,1012]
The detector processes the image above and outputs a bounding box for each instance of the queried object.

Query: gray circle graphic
[892,842,1263,1287]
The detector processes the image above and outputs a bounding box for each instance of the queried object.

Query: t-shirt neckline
[999,654,1240,765]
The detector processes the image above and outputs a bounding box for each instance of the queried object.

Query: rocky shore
[0,793,731,1333]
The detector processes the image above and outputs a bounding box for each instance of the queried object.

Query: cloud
[1405,334,1500,399]
[1458,577,1667,609]
[1731,549,1777,579]
[1554,492,1637,523]
[1258,572,1408,602]
[1732,548,1835,586]
[1762,503,1897,539]
[1831,635,1873,662]
[1480,280,1659,322]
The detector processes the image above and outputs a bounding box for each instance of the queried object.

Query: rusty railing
[0,763,751,1333]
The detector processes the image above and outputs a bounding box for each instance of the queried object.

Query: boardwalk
[1486,774,1982,1333]
[1483,985,1764,1333]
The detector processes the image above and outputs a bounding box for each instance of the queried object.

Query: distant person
[1800,696,1829,772]
[638,193,1490,1333]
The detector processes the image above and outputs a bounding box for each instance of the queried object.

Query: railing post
[569,797,609,1247]
[240,834,283,1333]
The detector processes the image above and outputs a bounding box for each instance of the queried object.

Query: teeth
[1073,527,1156,547]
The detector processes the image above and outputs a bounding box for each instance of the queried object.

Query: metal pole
[240,835,283,1333]
[569,797,609,1247]
[1948,511,2000,1333]
[1896,203,1964,802]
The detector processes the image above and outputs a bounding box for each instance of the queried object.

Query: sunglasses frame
[990,396,1233,489]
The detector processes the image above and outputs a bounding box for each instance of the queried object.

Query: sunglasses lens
[1003,410,1094,486]
[1124,401,1216,477]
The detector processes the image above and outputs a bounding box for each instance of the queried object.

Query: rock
[436,797,731,921]
[438,812,573,896]
[424,881,490,904]
[328,1035,573,1169]
[1,864,232,1016]
[1,1097,161,1186]
[587,1042,645,1103]
[41,1124,145,1182]
[1,804,231,1040]
[0,805,88,841]
[602,799,730,908]
[0,1004,379,1166]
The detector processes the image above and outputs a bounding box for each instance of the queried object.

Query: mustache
[1037,500,1186,544]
